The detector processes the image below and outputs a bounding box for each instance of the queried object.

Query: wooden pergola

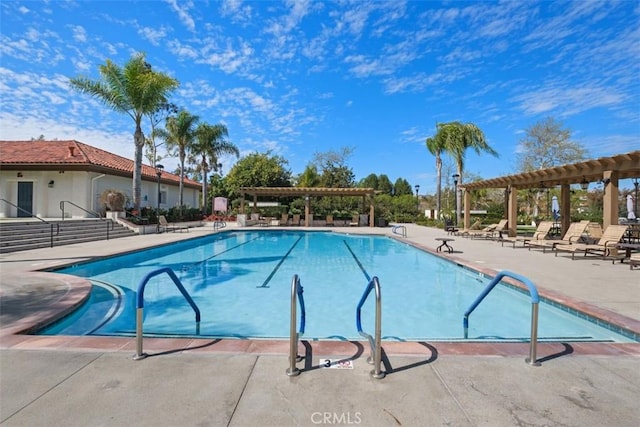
[459,151,640,237]
[238,187,377,227]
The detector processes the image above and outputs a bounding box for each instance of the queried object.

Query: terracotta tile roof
[0,140,200,188]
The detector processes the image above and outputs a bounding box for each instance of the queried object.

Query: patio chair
[465,219,507,240]
[292,214,301,226]
[158,215,189,233]
[326,215,334,226]
[526,220,590,253]
[554,224,629,260]
[501,221,553,248]
[281,213,289,226]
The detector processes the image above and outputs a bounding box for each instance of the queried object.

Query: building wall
[0,170,200,218]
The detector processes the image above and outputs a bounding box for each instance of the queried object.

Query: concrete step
[0,219,137,253]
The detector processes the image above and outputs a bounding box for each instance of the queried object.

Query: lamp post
[452,174,460,226]
[634,178,639,222]
[155,164,164,233]
[415,184,420,214]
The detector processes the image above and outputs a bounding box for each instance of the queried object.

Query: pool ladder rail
[286,274,306,376]
[356,276,385,379]
[287,275,385,379]
[133,267,201,360]
[463,270,541,366]
[391,224,407,238]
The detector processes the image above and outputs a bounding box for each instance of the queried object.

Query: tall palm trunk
[133,121,145,212]
[435,154,442,219]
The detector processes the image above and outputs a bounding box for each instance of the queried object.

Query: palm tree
[439,122,498,224]
[426,123,449,220]
[191,123,239,215]
[69,53,179,212]
[154,110,200,216]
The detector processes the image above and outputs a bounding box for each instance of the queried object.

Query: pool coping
[1,230,639,358]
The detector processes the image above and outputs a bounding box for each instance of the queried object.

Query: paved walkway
[1,223,639,426]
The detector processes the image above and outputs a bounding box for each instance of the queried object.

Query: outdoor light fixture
[155,164,164,233]
[452,174,460,226]
[580,178,589,191]
[601,178,611,186]
[415,184,420,196]
[48,180,54,188]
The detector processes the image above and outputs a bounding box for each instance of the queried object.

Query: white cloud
[164,0,196,32]
[71,25,87,43]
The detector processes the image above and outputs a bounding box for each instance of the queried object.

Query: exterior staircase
[0,219,137,254]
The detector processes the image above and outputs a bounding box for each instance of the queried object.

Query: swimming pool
[39,230,635,342]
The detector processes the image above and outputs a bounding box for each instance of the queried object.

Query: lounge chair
[464,219,507,240]
[349,214,359,227]
[281,213,290,226]
[630,253,640,270]
[501,221,553,248]
[526,220,590,253]
[158,215,189,233]
[554,225,629,260]
[292,214,301,226]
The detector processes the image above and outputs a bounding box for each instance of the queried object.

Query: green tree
[297,165,321,187]
[154,110,200,215]
[393,178,413,196]
[438,121,498,224]
[226,152,292,195]
[359,174,379,189]
[69,52,179,211]
[377,174,393,195]
[190,123,239,215]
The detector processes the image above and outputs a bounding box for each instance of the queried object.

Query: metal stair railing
[463,270,541,366]
[133,267,201,360]
[0,198,59,247]
[60,201,114,239]
[286,274,306,376]
[356,276,385,379]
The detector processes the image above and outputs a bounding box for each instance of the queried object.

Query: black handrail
[0,198,59,247]
[60,201,113,239]
[59,200,102,220]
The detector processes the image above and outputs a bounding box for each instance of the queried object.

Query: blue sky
[1,0,639,194]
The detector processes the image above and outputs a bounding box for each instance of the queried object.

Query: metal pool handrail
[356,276,385,379]
[286,274,306,376]
[391,225,407,238]
[133,267,201,360]
[463,270,541,366]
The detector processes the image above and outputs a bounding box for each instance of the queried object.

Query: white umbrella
[627,194,636,220]
[551,196,560,221]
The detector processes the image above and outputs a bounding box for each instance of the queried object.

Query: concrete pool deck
[1,222,639,426]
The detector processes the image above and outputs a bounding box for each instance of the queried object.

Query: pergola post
[560,184,571,236]
[602,170,619,229]
[463,189,471,230]
[304,195,310,227]
[508,186,518,237]
[369,194,375,227]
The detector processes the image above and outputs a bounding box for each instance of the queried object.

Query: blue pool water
[39,230,634,342]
